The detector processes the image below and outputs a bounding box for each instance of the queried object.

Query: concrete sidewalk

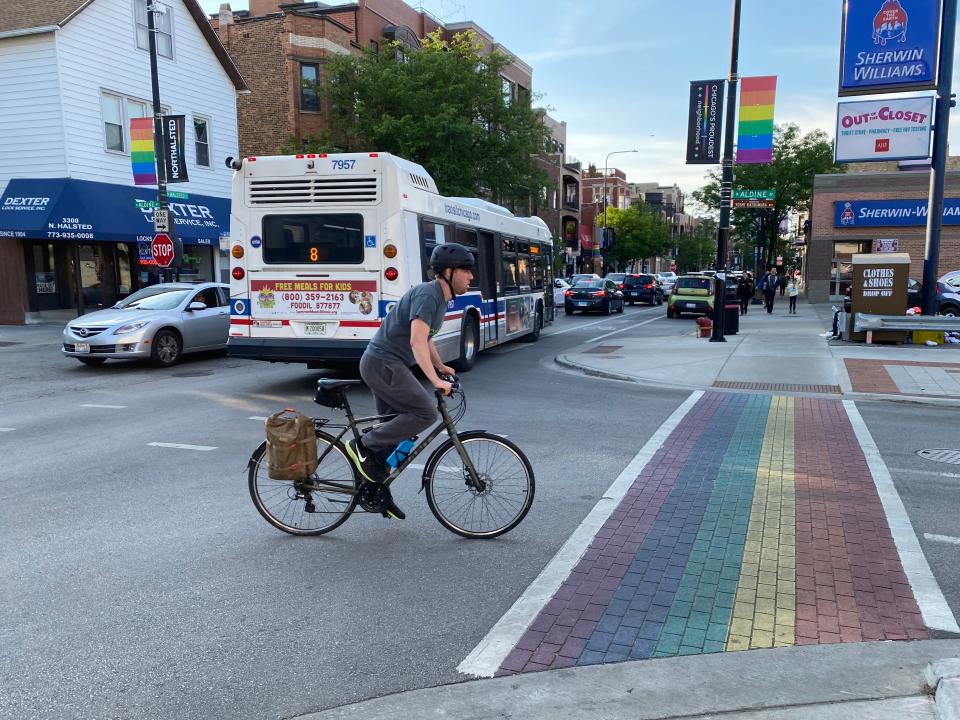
[556,300,960,404]
[299,640,960,719]
[0,321,66,349]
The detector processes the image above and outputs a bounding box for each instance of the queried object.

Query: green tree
[286,30,551,208]
[598,202,672,270]
[691,124,844,271]
[676,219,717,272]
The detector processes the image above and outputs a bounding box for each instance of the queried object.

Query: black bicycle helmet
[430,242,475,270]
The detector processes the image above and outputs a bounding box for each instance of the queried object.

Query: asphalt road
[1,305,957,719]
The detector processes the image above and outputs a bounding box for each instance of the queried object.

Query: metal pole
[147,2,171,283]
[921,0,957,315]
[711,0,741,342]
[602,163,608,275]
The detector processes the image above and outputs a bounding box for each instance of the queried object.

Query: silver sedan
[62,283,230,367]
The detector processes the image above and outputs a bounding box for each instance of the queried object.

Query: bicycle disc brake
[358,481,389,513]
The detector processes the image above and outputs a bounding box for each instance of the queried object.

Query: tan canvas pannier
[265,409,318,481]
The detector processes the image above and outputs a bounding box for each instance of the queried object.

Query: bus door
[477,230,498,346]
[542,244,555,323]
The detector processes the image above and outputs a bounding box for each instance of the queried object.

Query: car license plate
[686,303,697,309]
[577,301,590,307]
[304,322,330,337]
[75,342,90,353]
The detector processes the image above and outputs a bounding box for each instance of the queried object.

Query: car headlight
[115,320,150,335]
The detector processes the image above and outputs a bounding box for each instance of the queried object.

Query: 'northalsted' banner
[162,115,190,184]
[686,79,724,164]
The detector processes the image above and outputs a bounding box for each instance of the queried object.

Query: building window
[102,93,125,152]
[193,116,210,167]
[300,63,320,112]
[135,0,173,59]
[502,77,516,105]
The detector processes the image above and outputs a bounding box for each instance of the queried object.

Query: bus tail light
[384,267,399,281]
[384,244,398,259]
[232,267,245,280]
[370,153,379,157]
[231,245,244,259]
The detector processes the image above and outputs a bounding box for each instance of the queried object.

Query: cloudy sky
[200,0,959,196]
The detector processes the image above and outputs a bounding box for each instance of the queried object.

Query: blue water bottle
[386,438,416,470]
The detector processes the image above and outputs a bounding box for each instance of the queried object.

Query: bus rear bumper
[227,337,367,365]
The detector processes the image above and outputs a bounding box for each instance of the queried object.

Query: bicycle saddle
[316,379,362,392]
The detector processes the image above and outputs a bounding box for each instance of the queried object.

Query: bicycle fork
[437,398,486,493]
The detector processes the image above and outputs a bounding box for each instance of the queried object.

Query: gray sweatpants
[358,353,438,457]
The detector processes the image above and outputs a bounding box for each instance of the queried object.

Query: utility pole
[711,0,741,342]
[921,0,957,315]
[147,1,177,282]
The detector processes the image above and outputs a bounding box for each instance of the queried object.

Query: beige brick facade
[808,171,960,302]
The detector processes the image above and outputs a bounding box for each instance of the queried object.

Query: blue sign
[840,0,941,95]
[364,235,377,248]
[250,235,262,248]
[834,198,960,227]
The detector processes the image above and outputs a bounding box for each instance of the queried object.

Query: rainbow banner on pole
[736,76,776,165]
[130,117,158,185]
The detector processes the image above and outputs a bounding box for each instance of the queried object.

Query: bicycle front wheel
[248,430,359,536]
[424,431,535,539]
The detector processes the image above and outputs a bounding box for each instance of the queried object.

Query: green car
[667,275,715,318]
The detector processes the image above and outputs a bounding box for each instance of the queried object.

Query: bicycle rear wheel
[424,431,535,539]
[248,430,359,535]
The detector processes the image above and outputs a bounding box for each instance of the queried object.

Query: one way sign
[153,209,170,234]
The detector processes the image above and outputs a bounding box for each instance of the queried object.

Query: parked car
[553,278,571,306]
[938,273,960,316]
[623,273,663,305]
[657,272,677,295]
[843,278,922,313]
[62,282,230,368]
[667,275,715,318]
[564,278,625,315]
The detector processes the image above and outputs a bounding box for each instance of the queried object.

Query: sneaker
[382,494,406,521]
[346,438,388,483]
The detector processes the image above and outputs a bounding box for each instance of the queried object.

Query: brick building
[808,169,960,303]
[532,113,579,269]
[580,168,634,272]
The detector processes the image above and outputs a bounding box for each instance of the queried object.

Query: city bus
[226,152,554,370]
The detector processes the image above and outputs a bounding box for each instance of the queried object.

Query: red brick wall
[808,171,960,301]
[360,0,442,46]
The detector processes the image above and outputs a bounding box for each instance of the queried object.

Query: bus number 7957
[331,159,356,170]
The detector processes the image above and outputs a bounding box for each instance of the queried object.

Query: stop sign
[152,233,175,268]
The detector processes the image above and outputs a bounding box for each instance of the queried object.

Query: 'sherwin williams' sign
[163,115,190,184]
[839,0,941,96]
[686,79,724,164]
[834,198,960,227]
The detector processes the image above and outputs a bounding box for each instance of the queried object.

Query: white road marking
[890,467,960,480]
[147,442,217,452]
[248,416,268,421]
[0,428,15,432]
[587,314,665,343]
[924,533,960,546]
[542,305,659,338]
[80,404,127,409]
[457,390,705,678]
[843,400,960,633]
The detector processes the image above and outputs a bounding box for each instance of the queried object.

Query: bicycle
[247,376,535,539]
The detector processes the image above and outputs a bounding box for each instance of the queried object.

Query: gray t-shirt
[365,280,447,366]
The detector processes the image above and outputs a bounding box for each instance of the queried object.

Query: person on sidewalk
[788,277,799,314]
[737,275,752,315]
[779,268,788,296]
[761,269,778,314]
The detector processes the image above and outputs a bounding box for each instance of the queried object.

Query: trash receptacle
[724,303,739,335]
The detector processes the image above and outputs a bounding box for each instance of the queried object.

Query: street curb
[553,354,702,391]
[925,658,960,720]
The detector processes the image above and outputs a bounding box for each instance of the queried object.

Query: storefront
[0,178,230,323]
[807,170,960,303]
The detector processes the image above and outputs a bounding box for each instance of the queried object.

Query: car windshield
[574,279,604,288]
[117,287,192,310]
[677,277,712,291]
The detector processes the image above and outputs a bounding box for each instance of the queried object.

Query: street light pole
[602,149,638,274]
[711,0,742,342]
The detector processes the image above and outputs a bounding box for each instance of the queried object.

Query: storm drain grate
[917,449,960,465]
[585,345,623,354]
[0,341,23,347]
[712,381,842,394]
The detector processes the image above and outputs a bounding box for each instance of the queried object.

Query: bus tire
[453,313,479,372]
[521,304,542,342]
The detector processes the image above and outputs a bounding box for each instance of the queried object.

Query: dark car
[844,278,922,313]
[564,278,625,315]
[938,274,960,316]
[623,273,663,305]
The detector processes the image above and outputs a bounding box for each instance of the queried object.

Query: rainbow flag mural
[736,76,776,165]
[130,117,158,186]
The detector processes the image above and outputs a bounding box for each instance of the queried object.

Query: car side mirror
[187,302,206,311]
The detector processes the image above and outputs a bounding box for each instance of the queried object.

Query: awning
[0,178,229,246]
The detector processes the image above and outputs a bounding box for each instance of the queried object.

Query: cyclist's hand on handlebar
[433,378,454,396]
[436,363,457,377]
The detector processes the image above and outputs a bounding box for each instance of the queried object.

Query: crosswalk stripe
[147,442,217,451]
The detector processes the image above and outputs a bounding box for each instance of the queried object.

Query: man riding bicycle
[345,242,475,519]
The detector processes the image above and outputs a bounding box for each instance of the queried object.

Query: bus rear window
[261,214,363,264]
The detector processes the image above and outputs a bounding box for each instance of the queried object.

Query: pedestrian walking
[737,275,751,315]
[761,269,778,314]
[779,269,787,296]
[788,277,799,314]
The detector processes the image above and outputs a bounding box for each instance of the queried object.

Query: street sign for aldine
[733,189,776,209]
